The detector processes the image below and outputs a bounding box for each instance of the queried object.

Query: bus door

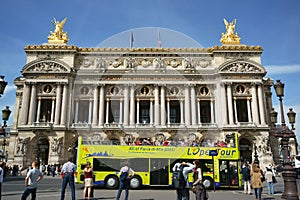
[150,158,169,185]
[219,160,239,186]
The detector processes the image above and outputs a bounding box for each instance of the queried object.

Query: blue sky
[1,0,300,141]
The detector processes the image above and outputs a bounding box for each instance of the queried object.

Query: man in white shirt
[172,161,194,200]
[21,161,43,200]
[116,161,135,200]
[60,157,76,200]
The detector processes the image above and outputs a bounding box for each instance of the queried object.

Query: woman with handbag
[192,160,208,200]
[83,162,94,199]
[251,163,263,200]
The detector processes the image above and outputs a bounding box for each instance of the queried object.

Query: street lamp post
[252,137,260,165]
[0,76,8,97]
[272,80,299,200]
[0,106,11,162]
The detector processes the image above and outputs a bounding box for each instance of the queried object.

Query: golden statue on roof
[220,18,241,45]
[48,17,69,44]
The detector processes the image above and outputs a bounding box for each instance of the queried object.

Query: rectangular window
[78,100,89,123]
[109,100,120,123]
[140,100,150,123]
[40,99,52,122]
[200,100,211,123]
[170,100,180,123]
[236,99,248,122]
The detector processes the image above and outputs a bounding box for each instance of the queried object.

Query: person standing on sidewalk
[21,161,43,200]
[83,161,94,199]
[60,157,76,200]
[241,162,251,195]
[265,168,274,195]
[116,160,135,200]
[0,162,6,200]
[251,163,263,200]
[192,160,208,200]
[172,161,195,200]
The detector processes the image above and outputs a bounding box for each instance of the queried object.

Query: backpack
[120,171,129,182]
[243,167,250,180]
[172,165,186,189]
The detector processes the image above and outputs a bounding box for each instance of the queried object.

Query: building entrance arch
[37,138,50,165]
[239,138,252,163]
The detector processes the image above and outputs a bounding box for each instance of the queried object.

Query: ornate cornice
[208,45,263,52]
[24,45,78,51]
[24,45,262,53]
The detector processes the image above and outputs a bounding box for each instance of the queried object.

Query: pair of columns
[222,83,266,125]
[20,83,68,125]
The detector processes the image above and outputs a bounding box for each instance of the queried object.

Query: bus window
[128,158,149,172]
[93,158,120,171]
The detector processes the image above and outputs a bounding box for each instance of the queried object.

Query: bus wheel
[105,175,119,189]
[129,176,142,189]
[202,176,214,190]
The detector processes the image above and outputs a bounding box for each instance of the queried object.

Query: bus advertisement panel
[76,133,241,189]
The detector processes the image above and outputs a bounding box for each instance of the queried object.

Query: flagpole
[158,28,161,48]
[130,30,134,48]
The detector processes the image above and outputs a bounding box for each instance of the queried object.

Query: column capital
[106,98,110,102]
[247,97,252,101]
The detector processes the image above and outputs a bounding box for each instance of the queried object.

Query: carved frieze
[222,62,263,73]
[26,61,69,73]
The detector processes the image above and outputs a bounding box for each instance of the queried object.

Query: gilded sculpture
[220,18,241,45]
[48,18,69,44]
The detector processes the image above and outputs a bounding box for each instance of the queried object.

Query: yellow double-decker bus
[75,133,242,189]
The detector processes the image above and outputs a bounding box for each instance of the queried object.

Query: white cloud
[265,64,300,75]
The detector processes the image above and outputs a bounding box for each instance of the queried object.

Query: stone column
[197,98,201,124]
[233,97,238,123]
[98,85,105,126]
[105,98,110,124]
[35,97,41,123]
[74,99,79,123]
[257,84,266,125]
[191,85,197,125]
[136,98,140,124]
[150,98,154,125]
[119,98,123,125]
[20,83,31,125]
[60,84,68,125]
[28,83,37,125]
[227,83,234,125]
[221,83,228,125]
[251,83,259,124]
[184,86,191,125]
[88,99,93,124]
[160,86,166,125]
[247,97,252,122]
[167,98,170,125]
[92,86,99,126]
[123,86,129,126]
[180,99,184,125]
[129,86,135,126]
[54,84,62,125]
[210,99,215,123]
[154,85,160,126]
[50,97,55,123]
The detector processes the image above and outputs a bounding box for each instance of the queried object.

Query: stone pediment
[218,60,266,75]
[22,60,72,74]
